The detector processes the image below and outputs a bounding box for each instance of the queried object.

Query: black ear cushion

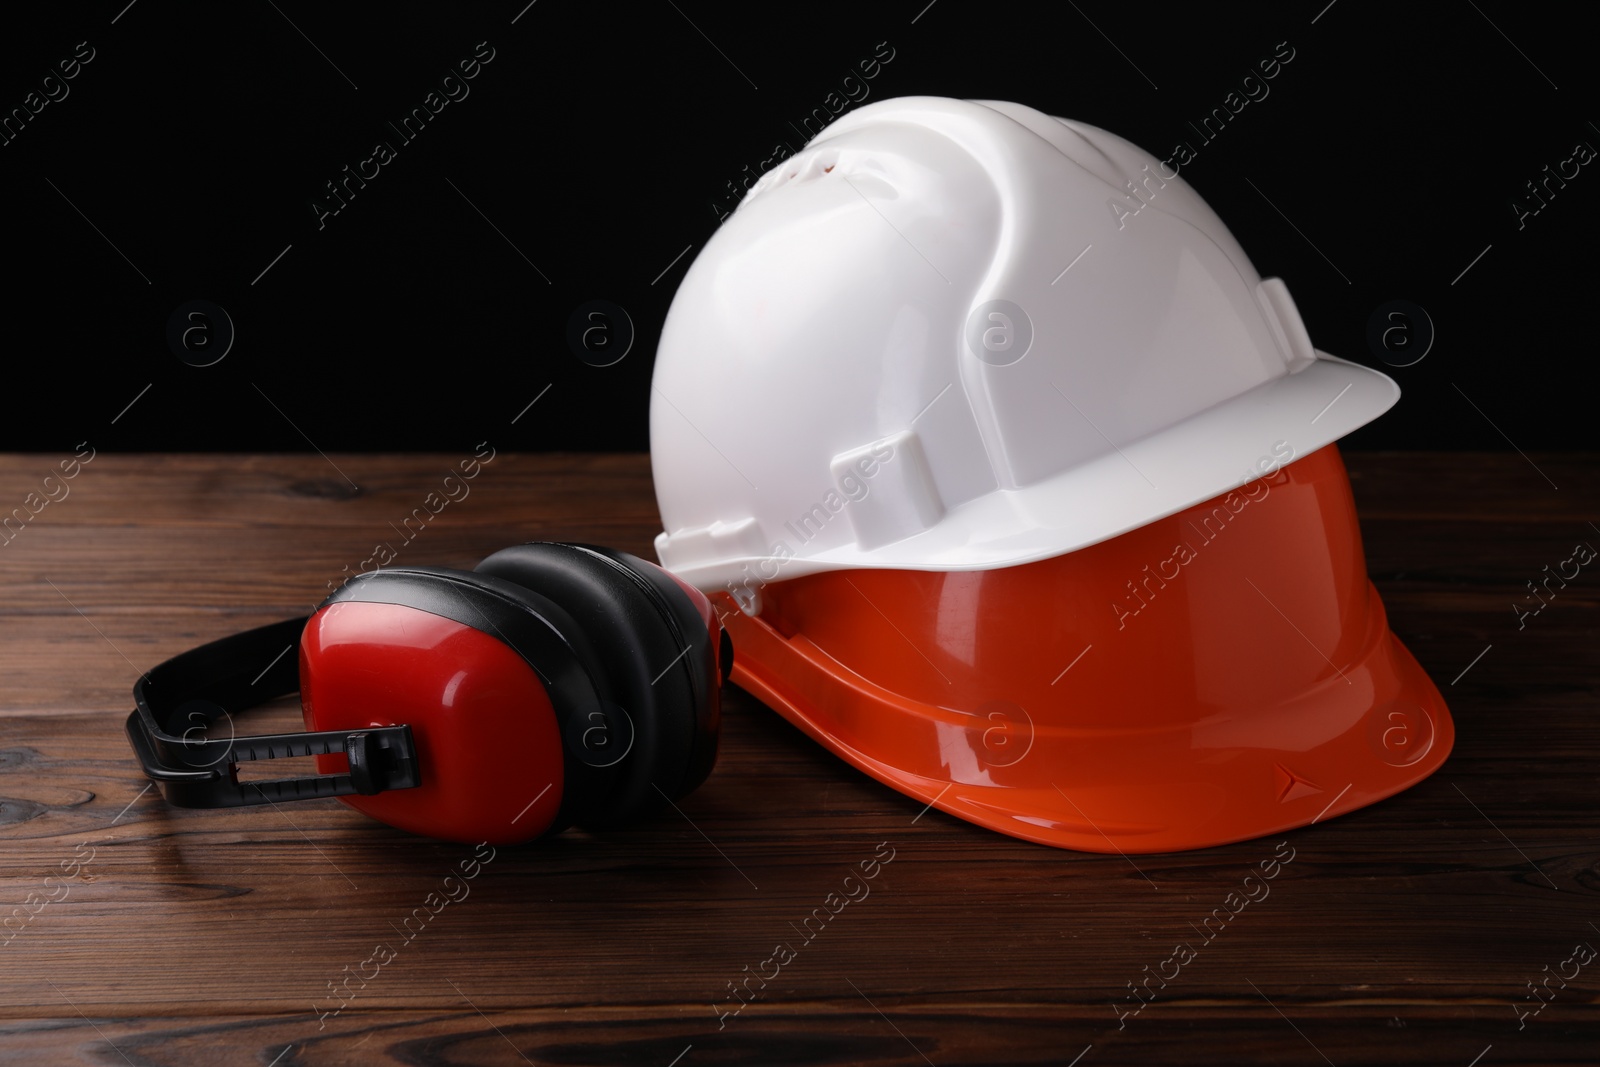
[323,566,621,837]
[474,543,717,828]
[566,544,721,799]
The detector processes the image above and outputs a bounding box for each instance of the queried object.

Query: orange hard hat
[716,444,1451,853]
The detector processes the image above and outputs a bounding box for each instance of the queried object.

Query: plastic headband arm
[124,616,420,808]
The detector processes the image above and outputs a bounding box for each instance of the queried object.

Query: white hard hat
[650,96,1397,605]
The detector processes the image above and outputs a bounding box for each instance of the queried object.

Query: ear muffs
[124,543,726,846]
[474,543,721,828]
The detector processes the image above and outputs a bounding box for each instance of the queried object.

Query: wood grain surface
[0,450,1596,1066]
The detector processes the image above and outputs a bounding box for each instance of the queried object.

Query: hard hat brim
[726,605,1452,853]
[660,352,1398,591]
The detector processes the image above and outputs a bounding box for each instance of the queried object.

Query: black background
[1,0,1592,452]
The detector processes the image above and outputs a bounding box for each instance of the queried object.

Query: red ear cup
[474,543,723,828]
[301,567,621,844]
[300,600,564,843]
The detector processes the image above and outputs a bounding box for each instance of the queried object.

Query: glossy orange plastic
[718,444,1453,853]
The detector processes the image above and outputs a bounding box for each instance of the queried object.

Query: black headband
[125,615,420,808]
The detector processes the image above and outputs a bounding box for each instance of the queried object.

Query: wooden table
[1,451,1595,1065]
